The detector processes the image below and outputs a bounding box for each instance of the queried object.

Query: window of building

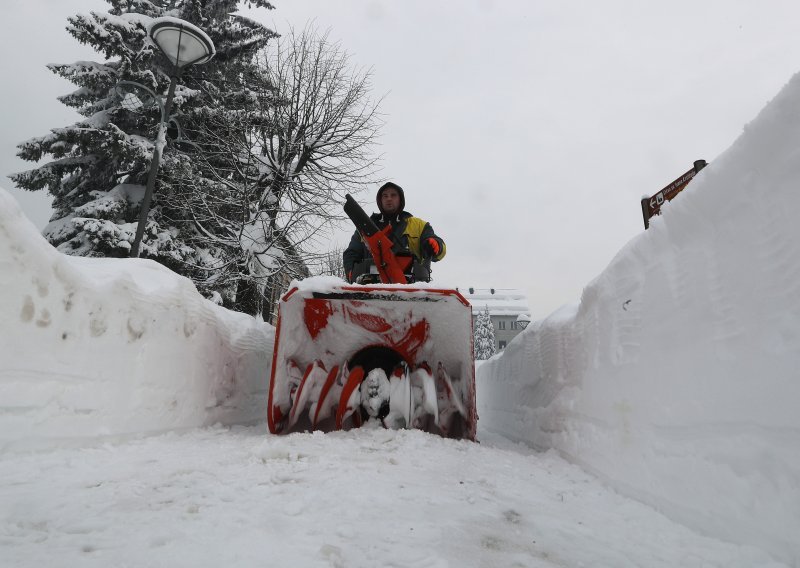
[498,320,505,330]
[499,341,507,349]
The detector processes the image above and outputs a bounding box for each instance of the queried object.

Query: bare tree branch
[161,24,382,318]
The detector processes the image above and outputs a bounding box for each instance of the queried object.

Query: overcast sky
[4,0,800,319]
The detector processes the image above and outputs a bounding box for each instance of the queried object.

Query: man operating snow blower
[266,182,476,440]
[343,181,446,283]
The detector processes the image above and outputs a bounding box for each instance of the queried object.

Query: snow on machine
[267,195,476,440]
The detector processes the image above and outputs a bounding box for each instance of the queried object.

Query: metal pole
[130,72,179,258]
[641,197,651,230]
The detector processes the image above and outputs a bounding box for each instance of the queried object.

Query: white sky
[4,0,800,319]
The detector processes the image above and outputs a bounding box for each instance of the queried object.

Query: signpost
[641,159,708,229]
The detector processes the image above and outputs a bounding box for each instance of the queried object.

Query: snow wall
[0,189,274,453]
[477,72,800,565]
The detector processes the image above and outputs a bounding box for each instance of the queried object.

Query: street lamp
[130,17,215,258]
[515,313,531,330]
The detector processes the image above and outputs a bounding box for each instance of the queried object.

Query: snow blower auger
[267,195,477,440]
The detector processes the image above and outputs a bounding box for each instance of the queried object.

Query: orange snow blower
[267,195,476,440]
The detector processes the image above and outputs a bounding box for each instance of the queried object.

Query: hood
[376,181,405,214]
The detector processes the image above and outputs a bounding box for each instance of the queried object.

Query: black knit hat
[376,181,405,214]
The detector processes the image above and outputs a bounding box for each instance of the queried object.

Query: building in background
[459,288,531,351]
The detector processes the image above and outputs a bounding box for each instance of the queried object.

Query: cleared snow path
[0,426,784,568]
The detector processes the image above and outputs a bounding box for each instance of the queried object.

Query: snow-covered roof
[459,287,530,317]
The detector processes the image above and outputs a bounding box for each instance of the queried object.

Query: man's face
[381,188,401,215]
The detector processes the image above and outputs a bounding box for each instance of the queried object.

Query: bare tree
[164,25,382,319]
[250,26,383,262]
[312,246,346,279]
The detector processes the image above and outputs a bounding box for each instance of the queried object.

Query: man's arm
[420,222,446,262]
[342,229,366,279]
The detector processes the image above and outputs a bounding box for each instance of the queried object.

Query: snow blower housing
[267,195,477,440]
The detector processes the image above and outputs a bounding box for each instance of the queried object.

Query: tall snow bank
[477,71,800,565]
[0,188,273,452]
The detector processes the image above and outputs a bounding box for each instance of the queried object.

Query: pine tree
[474,305,497,360]
[11,0,276,303]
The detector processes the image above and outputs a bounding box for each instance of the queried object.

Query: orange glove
[424,237,440,257]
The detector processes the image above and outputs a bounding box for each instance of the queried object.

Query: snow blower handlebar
[344,194,411,284]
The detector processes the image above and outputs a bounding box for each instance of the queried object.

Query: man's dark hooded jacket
[343,182,446,279]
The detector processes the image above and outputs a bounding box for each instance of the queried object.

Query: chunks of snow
[361,367,390,417]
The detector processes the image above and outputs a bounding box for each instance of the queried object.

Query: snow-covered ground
[1,426,784,568]
[478,71,800,565]
[2,70,799,568]
[0,190,272,453]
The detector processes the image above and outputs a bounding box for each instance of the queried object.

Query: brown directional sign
[641,159,707,229]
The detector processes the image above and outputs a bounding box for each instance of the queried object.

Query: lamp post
[130,17,215,258]
[115,80,198,152]
[515,313,531,330]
